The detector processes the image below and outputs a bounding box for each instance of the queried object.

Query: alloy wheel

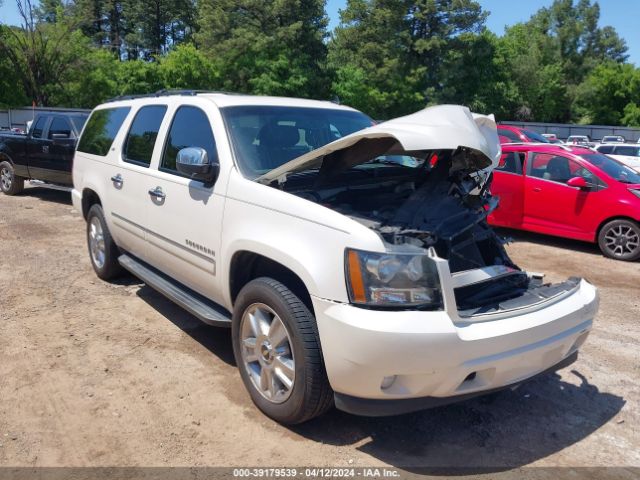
[0,166,12,191]
[88,216,106,269]
[603,224,640,257]
[239,303,295,404]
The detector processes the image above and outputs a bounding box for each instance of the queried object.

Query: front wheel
[597,219,640,261]
[232,277,333,424]
[0,160,24,195]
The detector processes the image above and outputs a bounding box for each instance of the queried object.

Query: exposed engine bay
[269,147,533,310]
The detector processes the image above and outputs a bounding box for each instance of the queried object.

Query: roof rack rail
[105,89,240,103]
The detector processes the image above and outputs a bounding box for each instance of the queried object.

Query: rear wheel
[232,277,333,424]
[597,219,640,261]
[0,161,24,195]
[86,204,122,280]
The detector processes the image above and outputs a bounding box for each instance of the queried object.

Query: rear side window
[48,117,72,139]
[161,106,217,174]
[70,116,87,133]
[31,116,47,139]
[78,107,131,156]
[496,152,525,174]
[123,105,167,166]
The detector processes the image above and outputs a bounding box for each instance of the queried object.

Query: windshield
[581,153,640,184]
[221,106,373,179]
[523,130,550,143]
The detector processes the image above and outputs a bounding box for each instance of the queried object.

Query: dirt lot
[0,186,638,473]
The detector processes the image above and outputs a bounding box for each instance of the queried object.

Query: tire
[86,204,123,280]
[597,219,640,261]
[0,160,24,195]
[232,277,333,424]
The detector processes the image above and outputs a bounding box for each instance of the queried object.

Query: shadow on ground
[22,186,72,205]
[128,269,623,473]
[291,369,624,473]
[495,227,601,257]
[135,284,235,366]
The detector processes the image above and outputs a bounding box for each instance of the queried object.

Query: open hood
[256,104,501,185]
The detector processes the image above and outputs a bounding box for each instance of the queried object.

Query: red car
[497,125,551,144]
[489,143,640,261]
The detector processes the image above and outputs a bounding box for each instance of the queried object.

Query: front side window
[161,106,217,174]
[48,117,72,139]
[31,116,47,139]
[123,105,167,166]
[222,106,373,179]
[78,107,131,156]
[529,153,599,185]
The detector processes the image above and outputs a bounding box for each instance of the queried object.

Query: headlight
[345,248,442,308]
[629,188,640,199]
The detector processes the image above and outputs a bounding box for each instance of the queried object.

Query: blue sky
[1,0,638,64]
[327,0,638,65]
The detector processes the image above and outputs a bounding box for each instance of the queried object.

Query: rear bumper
[334,351,578,416]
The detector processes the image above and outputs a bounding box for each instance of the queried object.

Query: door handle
[533,187,542,192]
[42,145,49,153]
[148,186,166,199]
[110,174,123,187]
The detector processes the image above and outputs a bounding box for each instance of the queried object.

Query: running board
[118,254,232,327]
[29,180,72,192]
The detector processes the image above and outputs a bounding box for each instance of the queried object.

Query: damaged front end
[257,105,581,317]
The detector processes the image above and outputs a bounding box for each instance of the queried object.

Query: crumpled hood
[256,104,501,184]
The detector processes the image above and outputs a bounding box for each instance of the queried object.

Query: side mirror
[567,176,588,189]
[176,147,219,185]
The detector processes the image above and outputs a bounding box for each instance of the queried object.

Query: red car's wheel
[598,219,640,261]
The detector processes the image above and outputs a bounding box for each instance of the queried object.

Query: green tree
[196,0,329,98]
[0,0,84,106]
[158,43,219,89]
[496,22,569,122]
[621,102,640,127]
[328,0,487,118]
[574,62,640,125]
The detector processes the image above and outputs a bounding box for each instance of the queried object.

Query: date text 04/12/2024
[232,468,401,478]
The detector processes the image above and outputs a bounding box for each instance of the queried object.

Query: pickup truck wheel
[86,204,122,280]
[232,277,333,424]
[598,219,640,261]
[0,161,24,195]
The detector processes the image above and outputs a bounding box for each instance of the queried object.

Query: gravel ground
[0,186,638,474]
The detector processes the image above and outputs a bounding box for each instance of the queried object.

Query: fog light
[381,375,396,390]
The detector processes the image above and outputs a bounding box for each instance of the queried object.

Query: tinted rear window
[597,145,614,154]
[70,116,87,133]
[77,107,131,156]
[614,146,640,157]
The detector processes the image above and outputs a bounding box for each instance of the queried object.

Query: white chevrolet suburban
[72,91,598,424]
